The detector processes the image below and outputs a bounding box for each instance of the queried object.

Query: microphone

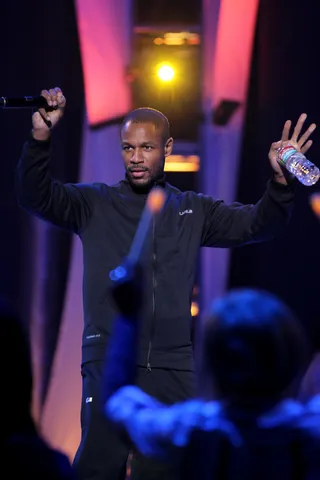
[0,96,57,110]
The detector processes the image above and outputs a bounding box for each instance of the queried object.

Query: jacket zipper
[147,218,156,371]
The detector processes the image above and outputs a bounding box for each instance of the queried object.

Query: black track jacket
[16,137,294,371]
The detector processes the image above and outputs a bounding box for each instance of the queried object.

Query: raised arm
[15,87,94,234]
[103,261,169,457]
[103,261,143,402]
[200,178,294,248]
[200,113,316,248]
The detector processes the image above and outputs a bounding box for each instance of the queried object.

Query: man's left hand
[268,113,316,185]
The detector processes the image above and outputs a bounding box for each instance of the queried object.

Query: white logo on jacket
[179,209,193,216]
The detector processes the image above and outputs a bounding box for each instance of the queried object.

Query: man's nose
[131,148,144,163]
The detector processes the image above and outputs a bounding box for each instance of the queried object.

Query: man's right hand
[32,87,66,141]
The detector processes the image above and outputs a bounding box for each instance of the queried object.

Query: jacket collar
[123,173,166,195]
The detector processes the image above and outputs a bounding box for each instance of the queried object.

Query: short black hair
[121,107,171,142]
[201,288,309,402]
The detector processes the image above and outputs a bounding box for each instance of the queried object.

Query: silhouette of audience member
[0,298,76,479]
[103,261,320,479]
[299,352,320,403]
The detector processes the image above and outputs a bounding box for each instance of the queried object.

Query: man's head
[120,108,173,190]
[198,289,309,406]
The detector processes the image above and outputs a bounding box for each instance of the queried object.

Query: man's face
[121,121,172,188]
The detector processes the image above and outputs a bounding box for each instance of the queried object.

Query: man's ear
[164,137,173,157]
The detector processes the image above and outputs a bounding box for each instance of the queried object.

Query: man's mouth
[130,169,147,179]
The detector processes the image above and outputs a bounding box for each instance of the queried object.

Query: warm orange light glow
[187,35,200,45]
[153,37,164,45]
[164,32,185,45]
[164,155,200,172]
[191,302,199,317]
[147,188,166,214]
[164,37,184,46]
[310,193,320,217]
[153,32,200,47]
[164,163,199,172]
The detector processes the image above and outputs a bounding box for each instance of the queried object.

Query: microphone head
[147,187,166,214]
[310,192,320,218]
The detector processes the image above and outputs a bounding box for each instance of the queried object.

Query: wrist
[273,171,288,185]
[32,128,51,142]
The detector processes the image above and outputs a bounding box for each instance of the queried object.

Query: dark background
[228,1,320,347]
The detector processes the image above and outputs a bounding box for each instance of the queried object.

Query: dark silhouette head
[120,108,173,190]
[199,289,309,407]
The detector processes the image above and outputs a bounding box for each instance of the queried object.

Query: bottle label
[277,145,297,166]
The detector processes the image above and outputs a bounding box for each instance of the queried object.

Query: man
[15,86,315,480]
[104,261,320,480]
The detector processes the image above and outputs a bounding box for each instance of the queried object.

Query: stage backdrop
[200,0,260,312]
[0,0,84,423]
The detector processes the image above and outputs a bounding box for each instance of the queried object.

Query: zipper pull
[147,362,152,372]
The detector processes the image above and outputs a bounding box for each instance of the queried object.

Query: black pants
[73,361,195,480]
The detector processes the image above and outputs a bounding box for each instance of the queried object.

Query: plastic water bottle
[277,145,320,186]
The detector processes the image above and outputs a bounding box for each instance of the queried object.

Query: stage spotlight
[131,30,201,140]
[157,63,175,82]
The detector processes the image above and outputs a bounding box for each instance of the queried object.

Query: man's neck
[125,174,166,194]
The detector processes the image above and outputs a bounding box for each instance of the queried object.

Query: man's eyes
[123,146,154,151]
